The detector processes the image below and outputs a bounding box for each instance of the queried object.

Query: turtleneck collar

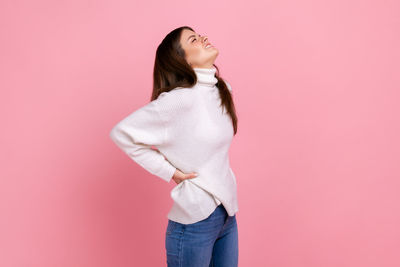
[193,66,218,87]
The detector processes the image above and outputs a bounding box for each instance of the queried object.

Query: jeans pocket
[166,220,177,235]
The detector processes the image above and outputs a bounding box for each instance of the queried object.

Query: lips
[204,42,213,48]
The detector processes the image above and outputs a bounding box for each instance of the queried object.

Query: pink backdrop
[1,0,399,266]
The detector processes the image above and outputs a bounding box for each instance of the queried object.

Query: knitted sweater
[109,66,238,224]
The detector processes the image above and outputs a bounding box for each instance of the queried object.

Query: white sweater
[109,66,238,224]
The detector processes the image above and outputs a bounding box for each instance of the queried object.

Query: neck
[193,66,218,87]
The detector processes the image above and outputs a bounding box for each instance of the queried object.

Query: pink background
[1,0,399,266]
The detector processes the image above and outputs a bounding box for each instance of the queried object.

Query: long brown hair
[151,26,238,135]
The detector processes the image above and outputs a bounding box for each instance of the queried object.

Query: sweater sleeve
[109,99,177,183]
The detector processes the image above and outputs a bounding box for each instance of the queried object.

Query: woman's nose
[202,36,208,43]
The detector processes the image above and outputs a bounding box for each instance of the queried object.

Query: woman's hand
[172,169,198,184]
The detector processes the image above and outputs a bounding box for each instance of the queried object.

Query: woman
[109,26,239,267]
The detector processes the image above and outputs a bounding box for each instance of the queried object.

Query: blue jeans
[165,204,238,267]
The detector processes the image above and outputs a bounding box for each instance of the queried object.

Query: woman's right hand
[172,169,198,184]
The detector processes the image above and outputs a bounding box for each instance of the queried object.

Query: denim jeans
[165,204,238,267]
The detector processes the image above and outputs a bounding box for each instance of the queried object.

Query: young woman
[109,26,239,267]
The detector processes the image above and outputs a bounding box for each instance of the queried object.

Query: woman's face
[180,29,219,69]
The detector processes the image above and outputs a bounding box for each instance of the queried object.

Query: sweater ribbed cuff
[157,161,176,183]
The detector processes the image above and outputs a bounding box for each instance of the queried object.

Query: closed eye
[192,34,201,43]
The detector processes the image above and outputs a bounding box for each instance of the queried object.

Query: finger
[186,172,198,179]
